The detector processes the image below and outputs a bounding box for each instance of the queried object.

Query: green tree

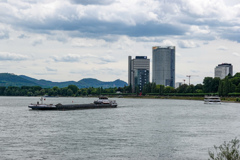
[0,87,6,95]
[128,84,132,93]
[186,84,195,93]
[194,84,203,91]
[203,77,213,93]
[223,77,231,96]
[159,85,165,95]
[27,91,33,96]
[39,89,45,95]
[164,86,175,93]
[218,80,224,96]
[151,83,157,93]
[177,84,188,93]
[202,77,220,93]
[52,86,60,96]
[68,85,78,94]
[136,86,139,96]
[67,89,73,96]
[230,77,240,86]
[236,84,240,93]
[208,138,240,160]
[212,77,220,93]
[47,89,54,96]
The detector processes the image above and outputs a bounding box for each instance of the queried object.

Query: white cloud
[178,40,199,48]
[50,53,116,64]
[161,40,175,46]
[0,52,29,61]
[217,46,228,50]
[189,25,210,34]
[51,54,82,62]
[71,38,106,47]
[0,0,240,83]
[232,52,240,57]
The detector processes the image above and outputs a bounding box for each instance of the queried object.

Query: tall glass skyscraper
[152,46,175,87]
[128,56,150,92]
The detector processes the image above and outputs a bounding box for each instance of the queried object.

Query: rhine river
[1,96,240,160]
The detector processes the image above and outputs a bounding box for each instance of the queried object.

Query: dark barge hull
[29,103,117,110]
[56,103,117,110]
[29,106,57,110]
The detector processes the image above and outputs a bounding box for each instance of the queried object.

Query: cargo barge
[28,97,117,110]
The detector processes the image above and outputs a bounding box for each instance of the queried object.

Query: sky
[0,0,240,84]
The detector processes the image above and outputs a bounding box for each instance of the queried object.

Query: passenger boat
[28,97,117,110]
[94,96,115,104]
[204,96,221,104]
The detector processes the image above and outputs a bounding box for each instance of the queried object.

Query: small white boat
[204,96,221,104]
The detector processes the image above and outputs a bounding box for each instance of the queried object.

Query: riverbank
[106,95,240,103]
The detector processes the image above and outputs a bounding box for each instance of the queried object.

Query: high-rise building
[214,63,233,79]
[128,56,150,92]
[152,46,175,87]
[175,82,182,89]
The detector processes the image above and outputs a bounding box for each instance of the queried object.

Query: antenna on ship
[40,97,43,104]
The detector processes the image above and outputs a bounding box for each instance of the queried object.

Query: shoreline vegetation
[0,94,239,103]
[1,73,240,103]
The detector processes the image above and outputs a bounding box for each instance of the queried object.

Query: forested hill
[0,73,127,88]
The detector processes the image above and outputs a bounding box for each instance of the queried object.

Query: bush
[208,138,240,160]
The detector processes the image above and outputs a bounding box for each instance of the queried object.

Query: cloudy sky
[0,0,240,84]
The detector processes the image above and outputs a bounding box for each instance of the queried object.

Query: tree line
[0,85,124,97]
[0,73,240,96]
[136,73,240,96]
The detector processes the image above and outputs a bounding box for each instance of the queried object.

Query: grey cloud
[18,34,28,39]
[17,17,187,38]
[0,30,9,39]
[1,0,239,43]
[46,67,57,72]
[70,0,116,5]
[46,34,68,43]
[221,29,240,43]
[203,41,209,45]
[32,39,43,46]
[0,1,187,38]
[21,0,40,4]
[97,56,116,64]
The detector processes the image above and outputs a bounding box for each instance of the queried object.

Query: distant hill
[0,73,38,87]
[0,73,127,88]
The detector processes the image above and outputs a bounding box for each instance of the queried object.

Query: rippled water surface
[1,96,240,160]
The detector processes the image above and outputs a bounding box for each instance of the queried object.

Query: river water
[0,96,240,160]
